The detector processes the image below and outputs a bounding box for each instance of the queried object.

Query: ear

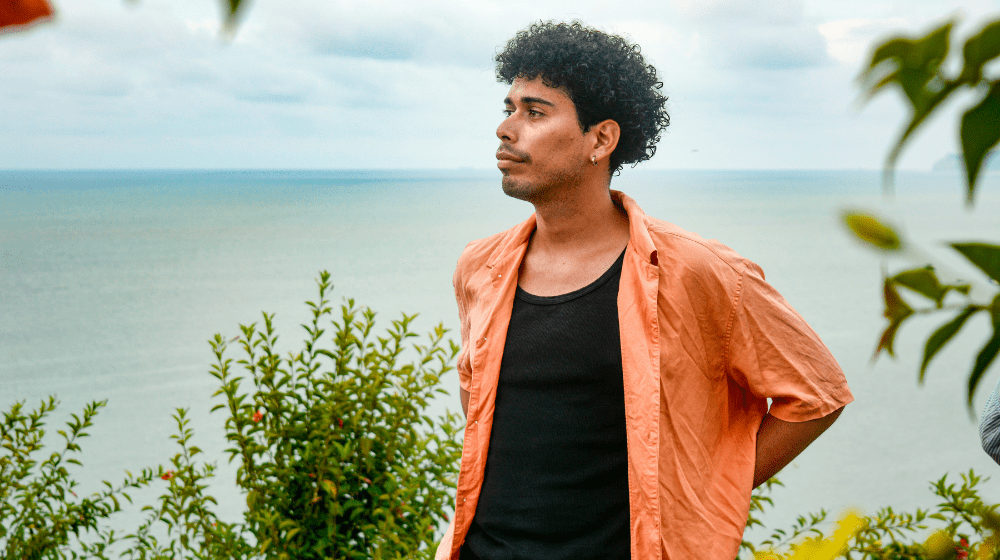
[589,119,621,164]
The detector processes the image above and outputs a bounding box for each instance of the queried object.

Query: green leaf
[876,278,914,358]
[892,267,949,305]
[951,242,1000,283]
[861,21,952,108]
[960,81,1000,201]
[843,212,903,251]
[867,37,912,72]
[960,19,1000,83]
[968,329,1000,409]
[920,306,980,382]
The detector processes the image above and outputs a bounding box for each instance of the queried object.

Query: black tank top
[461,247,630,560]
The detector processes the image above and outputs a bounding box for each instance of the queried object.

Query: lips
[496,151,523,163]
[496,145,529,163]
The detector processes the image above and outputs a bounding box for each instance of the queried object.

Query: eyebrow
[504,96,556,107]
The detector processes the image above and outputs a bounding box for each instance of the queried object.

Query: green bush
[0,397,156,559]
[1,271,464,559]
[204,270,464,559]
[740,472,1000,559]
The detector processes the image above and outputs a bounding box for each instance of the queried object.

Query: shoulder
[642,215,762,282]
[455,230,507,274]
[453,219,530,289]
[453,229,508,285]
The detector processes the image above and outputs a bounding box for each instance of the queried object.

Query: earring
[591,155,597,165]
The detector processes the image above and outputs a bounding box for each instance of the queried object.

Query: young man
[436,22,853,560]
[981,377,1000,465]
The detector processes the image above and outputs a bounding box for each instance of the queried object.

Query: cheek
[541,130,579,152]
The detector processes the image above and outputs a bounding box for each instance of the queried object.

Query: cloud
[0,0,972,170]
[817,17,916,66]
[708,23,831,69]
[673,0,804,25]
[250,0,508,69]
[648,0,831,71]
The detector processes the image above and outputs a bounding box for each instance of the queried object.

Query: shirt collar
[485,190,658,269]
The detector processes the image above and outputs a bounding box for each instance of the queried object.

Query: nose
[496,113,515,142]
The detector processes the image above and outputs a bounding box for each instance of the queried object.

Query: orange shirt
[436,191,853,560]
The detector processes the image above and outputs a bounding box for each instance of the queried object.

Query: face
[496,77,591,202]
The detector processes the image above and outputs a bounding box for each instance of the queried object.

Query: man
[981,377,1000,465]
[436,21,853,560]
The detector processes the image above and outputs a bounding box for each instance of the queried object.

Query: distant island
[932,151,999,172]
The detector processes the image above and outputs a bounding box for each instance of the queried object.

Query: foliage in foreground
[740,471,1000,560]
[845,14,1000,410]
[0,271,464,559]
[0,397,156,559]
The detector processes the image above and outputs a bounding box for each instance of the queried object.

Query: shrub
[0,397,156,559]
[1,271,464,560]
[741,471,1000,559]
[203,270,464,559]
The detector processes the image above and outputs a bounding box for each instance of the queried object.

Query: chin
[500,176,539,202]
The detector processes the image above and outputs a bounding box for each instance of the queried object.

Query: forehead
[505,76,573,106]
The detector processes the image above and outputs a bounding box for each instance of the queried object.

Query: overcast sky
[2,0,999,170]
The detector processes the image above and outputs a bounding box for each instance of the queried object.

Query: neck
[529,177,629,254]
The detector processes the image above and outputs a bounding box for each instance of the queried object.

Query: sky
[1,0,999,170]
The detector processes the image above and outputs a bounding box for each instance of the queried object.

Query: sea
[2,168,1000,545]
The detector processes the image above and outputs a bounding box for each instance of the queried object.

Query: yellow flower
[976,538,998,560]
[787,512,863,560]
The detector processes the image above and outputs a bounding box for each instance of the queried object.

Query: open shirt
[436,191,854,560]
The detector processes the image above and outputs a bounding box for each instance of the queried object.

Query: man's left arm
[753,406,845,488]
[724,262,854,487]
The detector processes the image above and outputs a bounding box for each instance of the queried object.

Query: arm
[753,406,844,488]
[453,258,472,422]
[460,387,470,419]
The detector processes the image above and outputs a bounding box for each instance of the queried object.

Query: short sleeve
[980,377,1000,465]
[453,264,472,394]
[725,262,853,422]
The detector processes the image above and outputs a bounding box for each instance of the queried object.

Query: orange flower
[252,410,263,423]
[161,470,175,480]
[361,477,372,484]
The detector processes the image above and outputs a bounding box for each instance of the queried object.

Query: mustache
[496,144,531,163]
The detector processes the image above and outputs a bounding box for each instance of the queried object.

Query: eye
[502,109,513,117]
[527,108,542,117]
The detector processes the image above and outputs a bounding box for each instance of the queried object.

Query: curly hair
[495,21,670,173]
